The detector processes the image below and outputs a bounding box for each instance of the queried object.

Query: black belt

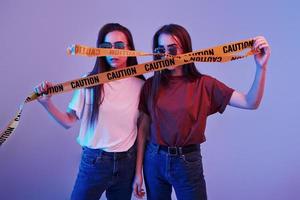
[158,144,200,156]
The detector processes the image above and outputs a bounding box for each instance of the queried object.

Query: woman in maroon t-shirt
[133,24,270,200]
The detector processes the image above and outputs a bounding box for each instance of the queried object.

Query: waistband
[82,142,136,158]
[150,142,200,156]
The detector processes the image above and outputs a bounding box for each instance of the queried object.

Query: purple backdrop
[0,0,299,199]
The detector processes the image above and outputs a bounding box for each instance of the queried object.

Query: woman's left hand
[253,36,271,69]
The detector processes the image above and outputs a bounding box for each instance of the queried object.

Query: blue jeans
[71,144,136,200]
[143,142,207,200]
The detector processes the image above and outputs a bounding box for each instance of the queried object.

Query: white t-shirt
[68,77,144,152]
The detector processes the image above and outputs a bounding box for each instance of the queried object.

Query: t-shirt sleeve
[68,89,85,119]
[138,80,151,116]
[209,78,234,115]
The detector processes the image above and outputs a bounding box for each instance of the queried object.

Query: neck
[170,66,183,76]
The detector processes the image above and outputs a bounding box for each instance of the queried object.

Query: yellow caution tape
[67,44,154,57]
[0,38,258,146]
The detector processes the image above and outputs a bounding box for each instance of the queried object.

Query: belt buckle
[168,147,178,156]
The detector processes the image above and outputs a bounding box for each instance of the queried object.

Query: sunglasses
[99,41,127,49]
[154,45,178,56]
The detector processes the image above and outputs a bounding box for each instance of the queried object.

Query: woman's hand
[34,81,53,104]
[133,173,145,199]
[253,36,271,69]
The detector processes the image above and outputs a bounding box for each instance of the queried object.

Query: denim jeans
[71,144,136,200]
[143,142,207,200]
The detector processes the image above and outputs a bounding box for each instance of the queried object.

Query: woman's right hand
[133,172,145,199]
[34,81,53,104]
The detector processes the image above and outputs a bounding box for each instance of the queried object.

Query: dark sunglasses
[99,41,127,49]
[154,45,178,56]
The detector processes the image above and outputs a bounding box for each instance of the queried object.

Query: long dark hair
[150,24,202,108]
[89,23,145,123]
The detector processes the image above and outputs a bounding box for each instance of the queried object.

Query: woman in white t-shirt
[35,23,145,200]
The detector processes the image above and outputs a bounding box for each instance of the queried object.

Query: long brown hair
[89,23,145,123]
[150,24,202,108]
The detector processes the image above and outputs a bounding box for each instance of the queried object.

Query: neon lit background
[0,0,299,199]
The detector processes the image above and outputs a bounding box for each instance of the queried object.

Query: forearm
[135,113,150,175]
[41,100,77,129]
[135,128,147,175]
[245,65,267,109]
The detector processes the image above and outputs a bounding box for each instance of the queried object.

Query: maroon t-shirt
[139,74,234,146]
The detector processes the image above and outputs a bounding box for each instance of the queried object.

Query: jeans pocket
[181,151,202,165]
[81,153,97,168]
[126,150,137,160]
[145,144,158,160]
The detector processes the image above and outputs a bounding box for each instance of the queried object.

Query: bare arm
[135,111,150,176]
[229,36,271,109]
[35,81,78,129]
[133,111,150,198]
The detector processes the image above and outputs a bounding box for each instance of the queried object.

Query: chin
[109,63,119,68]
[167,67,176,71]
